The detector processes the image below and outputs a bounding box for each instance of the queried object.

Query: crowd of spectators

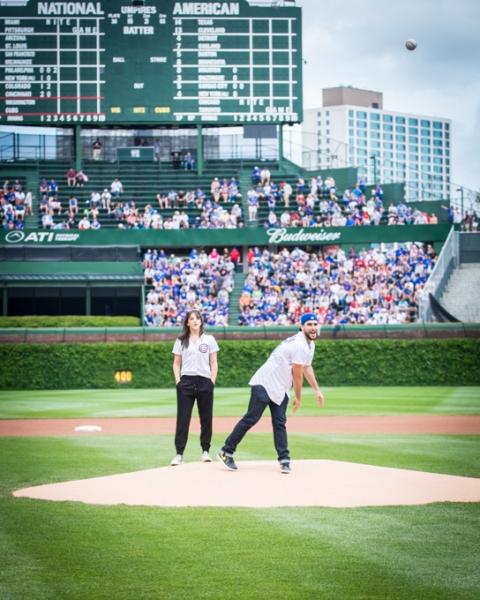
[152,177,242,229]
[143,247,239,327]
[39,171,242,230]
[1,179,33,230]
[38,171,106,230]
[445,205,478,232]
[170,150,195,170]
[11,165,477,234]
[248,168,445,229]
[238,244,437,326]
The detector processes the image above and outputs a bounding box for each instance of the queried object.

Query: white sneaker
[201,451,212,462]
[171,454,184,466]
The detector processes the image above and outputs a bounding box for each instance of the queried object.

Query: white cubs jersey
[249,331,315,405]
[172,334,219,379]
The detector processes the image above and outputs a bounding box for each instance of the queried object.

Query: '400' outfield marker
[115,370,133,384]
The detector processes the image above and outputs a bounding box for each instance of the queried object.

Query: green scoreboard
[0,0,303,126]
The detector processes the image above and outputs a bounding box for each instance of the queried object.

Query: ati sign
[4,231,80,243]
[266,228,342,245]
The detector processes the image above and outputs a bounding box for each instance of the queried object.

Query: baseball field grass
[1,388,479,599]
[0,386,479,418]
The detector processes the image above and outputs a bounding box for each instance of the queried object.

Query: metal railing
[418,227,459,322]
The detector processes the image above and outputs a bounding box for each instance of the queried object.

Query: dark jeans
[175,375,214,455]
[222,385,290,463]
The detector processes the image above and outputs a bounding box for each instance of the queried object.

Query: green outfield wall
[1,339,478,390]
[0,224,452,250]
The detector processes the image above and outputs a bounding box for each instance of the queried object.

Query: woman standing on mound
[171,310,219,465]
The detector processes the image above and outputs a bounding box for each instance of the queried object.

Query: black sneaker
[280,462,291,474]
[216,451,237,471]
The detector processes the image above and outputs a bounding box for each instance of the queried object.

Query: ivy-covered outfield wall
[0,339,479,390]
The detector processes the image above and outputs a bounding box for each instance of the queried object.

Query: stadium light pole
[74,125,82,173]
[456,187,464,216]
[278,124,284,171]
[197,125,203,176]
[370,155,377,185]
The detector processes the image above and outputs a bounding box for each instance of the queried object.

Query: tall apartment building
[301,86,451,202]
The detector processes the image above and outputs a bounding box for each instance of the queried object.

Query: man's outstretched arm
[291,363,304,412]
[303,365,324,407]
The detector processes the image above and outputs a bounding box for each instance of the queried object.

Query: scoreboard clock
[0,0,303,125]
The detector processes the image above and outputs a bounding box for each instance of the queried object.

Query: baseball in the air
[405,39,417,51]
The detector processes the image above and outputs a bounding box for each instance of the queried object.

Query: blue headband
[300,313,318,325]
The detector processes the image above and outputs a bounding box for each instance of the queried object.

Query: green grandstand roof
[0,262,143,283]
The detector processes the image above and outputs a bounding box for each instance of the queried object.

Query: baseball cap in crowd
[300,313,319,325]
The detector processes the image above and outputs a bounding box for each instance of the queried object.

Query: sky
[1,0,479,203]
[297,0,480,203]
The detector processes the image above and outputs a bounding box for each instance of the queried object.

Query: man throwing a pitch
[217,313,324,474]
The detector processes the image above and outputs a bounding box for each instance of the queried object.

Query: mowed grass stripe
[1,434,479,600]
[0,387,479,419]
[2,434,480,491]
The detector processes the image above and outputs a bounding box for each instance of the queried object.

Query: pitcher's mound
[13,460,480,508]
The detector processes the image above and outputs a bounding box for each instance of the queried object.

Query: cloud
[298,0,480,195]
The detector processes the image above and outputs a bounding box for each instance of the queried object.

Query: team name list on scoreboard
[0,1,302,125]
